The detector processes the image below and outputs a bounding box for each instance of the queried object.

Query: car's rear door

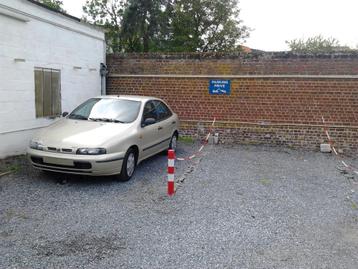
[152,100,175,152]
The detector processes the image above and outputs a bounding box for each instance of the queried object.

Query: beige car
[27,96,179,181]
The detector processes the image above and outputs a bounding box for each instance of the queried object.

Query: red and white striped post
[168,149,175,196]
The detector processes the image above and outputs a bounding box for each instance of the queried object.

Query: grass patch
[0,164,21,175]
[0,156,23,176]
[351,201,358,210]
[179,136,195,144]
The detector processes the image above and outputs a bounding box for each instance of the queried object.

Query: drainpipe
[100,63,108,95]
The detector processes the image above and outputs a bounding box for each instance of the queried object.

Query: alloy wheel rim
[126,153,135,177]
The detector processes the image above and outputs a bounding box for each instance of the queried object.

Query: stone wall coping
[108,51,358,60]
[108,74,358,79]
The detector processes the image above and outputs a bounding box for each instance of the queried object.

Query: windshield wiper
[69,114,88,120]
[89,118,126,123]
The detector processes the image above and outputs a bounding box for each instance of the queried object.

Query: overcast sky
[62,0,358,51]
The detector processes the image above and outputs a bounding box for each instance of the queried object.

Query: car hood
[33,119,135,148]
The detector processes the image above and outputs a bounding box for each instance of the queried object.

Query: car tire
[117,148,137,182]
[169,133,178,151]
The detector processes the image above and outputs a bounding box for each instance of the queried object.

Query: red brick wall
[106,52,358,153]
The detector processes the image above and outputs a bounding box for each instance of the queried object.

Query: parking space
[0,143,357,268]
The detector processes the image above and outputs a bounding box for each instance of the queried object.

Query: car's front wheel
[117,148,137,181]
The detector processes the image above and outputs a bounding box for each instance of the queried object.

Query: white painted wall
[0,0,106,158]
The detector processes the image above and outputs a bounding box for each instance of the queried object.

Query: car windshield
[69,98,141,123]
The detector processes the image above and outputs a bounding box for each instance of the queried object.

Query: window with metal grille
[34,68,61,118]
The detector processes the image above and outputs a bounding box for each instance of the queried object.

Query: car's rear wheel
[169,133,178,151]
[117,148,137,181]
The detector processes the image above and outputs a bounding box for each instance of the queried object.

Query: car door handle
[158,126,163,130]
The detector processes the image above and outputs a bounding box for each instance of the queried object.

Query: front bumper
[27,148,125,176]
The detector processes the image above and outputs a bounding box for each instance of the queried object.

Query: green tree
[121,0,169,52]
[36,0,66,12]
[168,0,249,52]
[83,0,127,53]
[83,0,249,53]
[286,35,351,53]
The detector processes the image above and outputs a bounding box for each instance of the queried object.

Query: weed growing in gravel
[4,209,29,221]
[0,156,24,174]
[259,178,272,185]
[8,164,21,173]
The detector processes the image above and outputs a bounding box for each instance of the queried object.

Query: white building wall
[0,0,106,158]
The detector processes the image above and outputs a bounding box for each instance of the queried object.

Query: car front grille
[46,147,73,153]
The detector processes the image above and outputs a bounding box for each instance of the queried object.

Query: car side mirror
[142,117,156,127]
[62,112,69,117]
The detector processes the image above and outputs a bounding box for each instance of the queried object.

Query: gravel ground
[0,143,357,269]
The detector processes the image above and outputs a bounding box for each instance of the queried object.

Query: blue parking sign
[209,80,231,95]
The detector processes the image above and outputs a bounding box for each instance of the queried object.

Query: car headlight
[76,148,106,155]
[29,140,44,151]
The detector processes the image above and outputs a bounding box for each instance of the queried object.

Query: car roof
[96,95,161,102]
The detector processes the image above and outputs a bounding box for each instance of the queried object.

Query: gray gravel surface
[0,143,357,269]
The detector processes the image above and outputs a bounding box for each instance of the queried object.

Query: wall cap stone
[108,51,358,60]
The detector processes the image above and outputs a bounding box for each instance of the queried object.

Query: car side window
[143,101,157,121]
[153,101,172,121]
